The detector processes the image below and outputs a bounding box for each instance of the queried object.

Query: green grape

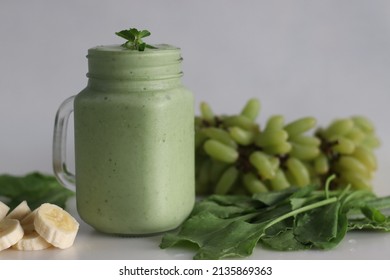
[195,130,208,149]
[268,156,280,172]
[340,171,372,190]
[352,116,375,134]
[263,141,292,155]
[203,139,238,163]
[228,126,255,146]
[195,98,380,195]
[284,117,317,137]
[196,159,212,194]
[361,135,380,149]
[209,159,229,184]
[336,155,371,179]
[223,115,254,130]
[290,143,320,161]
[240,98,260,121]
[285,157,310,187]
[303,161,317,179]
[254,129,288,147]
[265,115,285,131]
[215,166,239,194]
[330,136,356,155]
[202,127,237,148]
[269,169,290,191]
[314,153,329,175]
[243,173,268,193]
[323,118,354,138]
[352,146,377,171]
[200,102,215,124]
[345,126,365,145]
[195,116,203,127]
[289,135,321,146]
[249,151,276,179]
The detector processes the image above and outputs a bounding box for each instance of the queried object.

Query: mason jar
[53,44,195,235]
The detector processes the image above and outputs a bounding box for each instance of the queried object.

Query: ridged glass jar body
[73,45,194,235]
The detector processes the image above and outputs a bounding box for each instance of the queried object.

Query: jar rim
[88,44,180,55]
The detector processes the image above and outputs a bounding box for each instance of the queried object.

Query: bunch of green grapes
[195,98,380,195]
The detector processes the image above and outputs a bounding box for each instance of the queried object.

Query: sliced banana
[34,203,79,249]
[12,231,51,251]
[0,218,24,251]
[6,201,31,220]
[0,201,10,221]
[20,209,38,233]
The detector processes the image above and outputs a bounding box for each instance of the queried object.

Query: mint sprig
[115,28,157,51]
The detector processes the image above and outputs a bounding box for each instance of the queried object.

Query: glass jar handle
[53,96,76,190]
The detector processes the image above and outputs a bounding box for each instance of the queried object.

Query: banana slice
[20,209,38,233]
[34,203,79,249]
[0,201,10,221]
[12,231,51,251]
[0,218,24,251]
[6,201,31,220]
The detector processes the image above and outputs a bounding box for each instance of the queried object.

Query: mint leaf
[115,30,135,41]
[115,28,156,51]
[0,172,74,210]
[139,30,151,38]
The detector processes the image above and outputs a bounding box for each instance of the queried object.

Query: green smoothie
[72,45,195,235]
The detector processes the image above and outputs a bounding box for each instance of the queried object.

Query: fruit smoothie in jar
[54,43,195,235]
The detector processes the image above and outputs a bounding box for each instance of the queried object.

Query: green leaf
[138,42,146,51]
[290,198,308,210]
[129,28,139,37]
[207,194,262,209]
[252,187,298,206]
[115,28,155,51]
[139,30,151,38]
[348,218,390,231]
[361,206,386,223]
[160,211,239,250]
[160,182,390,259]
[191,200,250,219]
[160,210,266,259]
[0,172,74,210]
[115,30,135,41]
[261,228,311,251]
[194,220,266,259]
[294,202,341,248]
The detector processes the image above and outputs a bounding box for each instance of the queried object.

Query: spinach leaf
[348,218,390,231]
[294,201,349,250]
[0,172,74,210]
[261,228,311,251]
[160,183,390,260]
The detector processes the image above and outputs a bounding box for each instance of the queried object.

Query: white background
[1,0,390,261]
[1,0,389,187]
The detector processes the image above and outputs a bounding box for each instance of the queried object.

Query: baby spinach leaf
[194,220,266,260]
[0,172,74,210]
[261,228,311,251]
[191,200,247,218]
[160,183,390,260]
[348,218,390,231]
[361,206,387,223]
[294,202,341,249]
[252,187,298,206]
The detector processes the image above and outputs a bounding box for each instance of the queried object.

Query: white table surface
[1,152,390,260]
